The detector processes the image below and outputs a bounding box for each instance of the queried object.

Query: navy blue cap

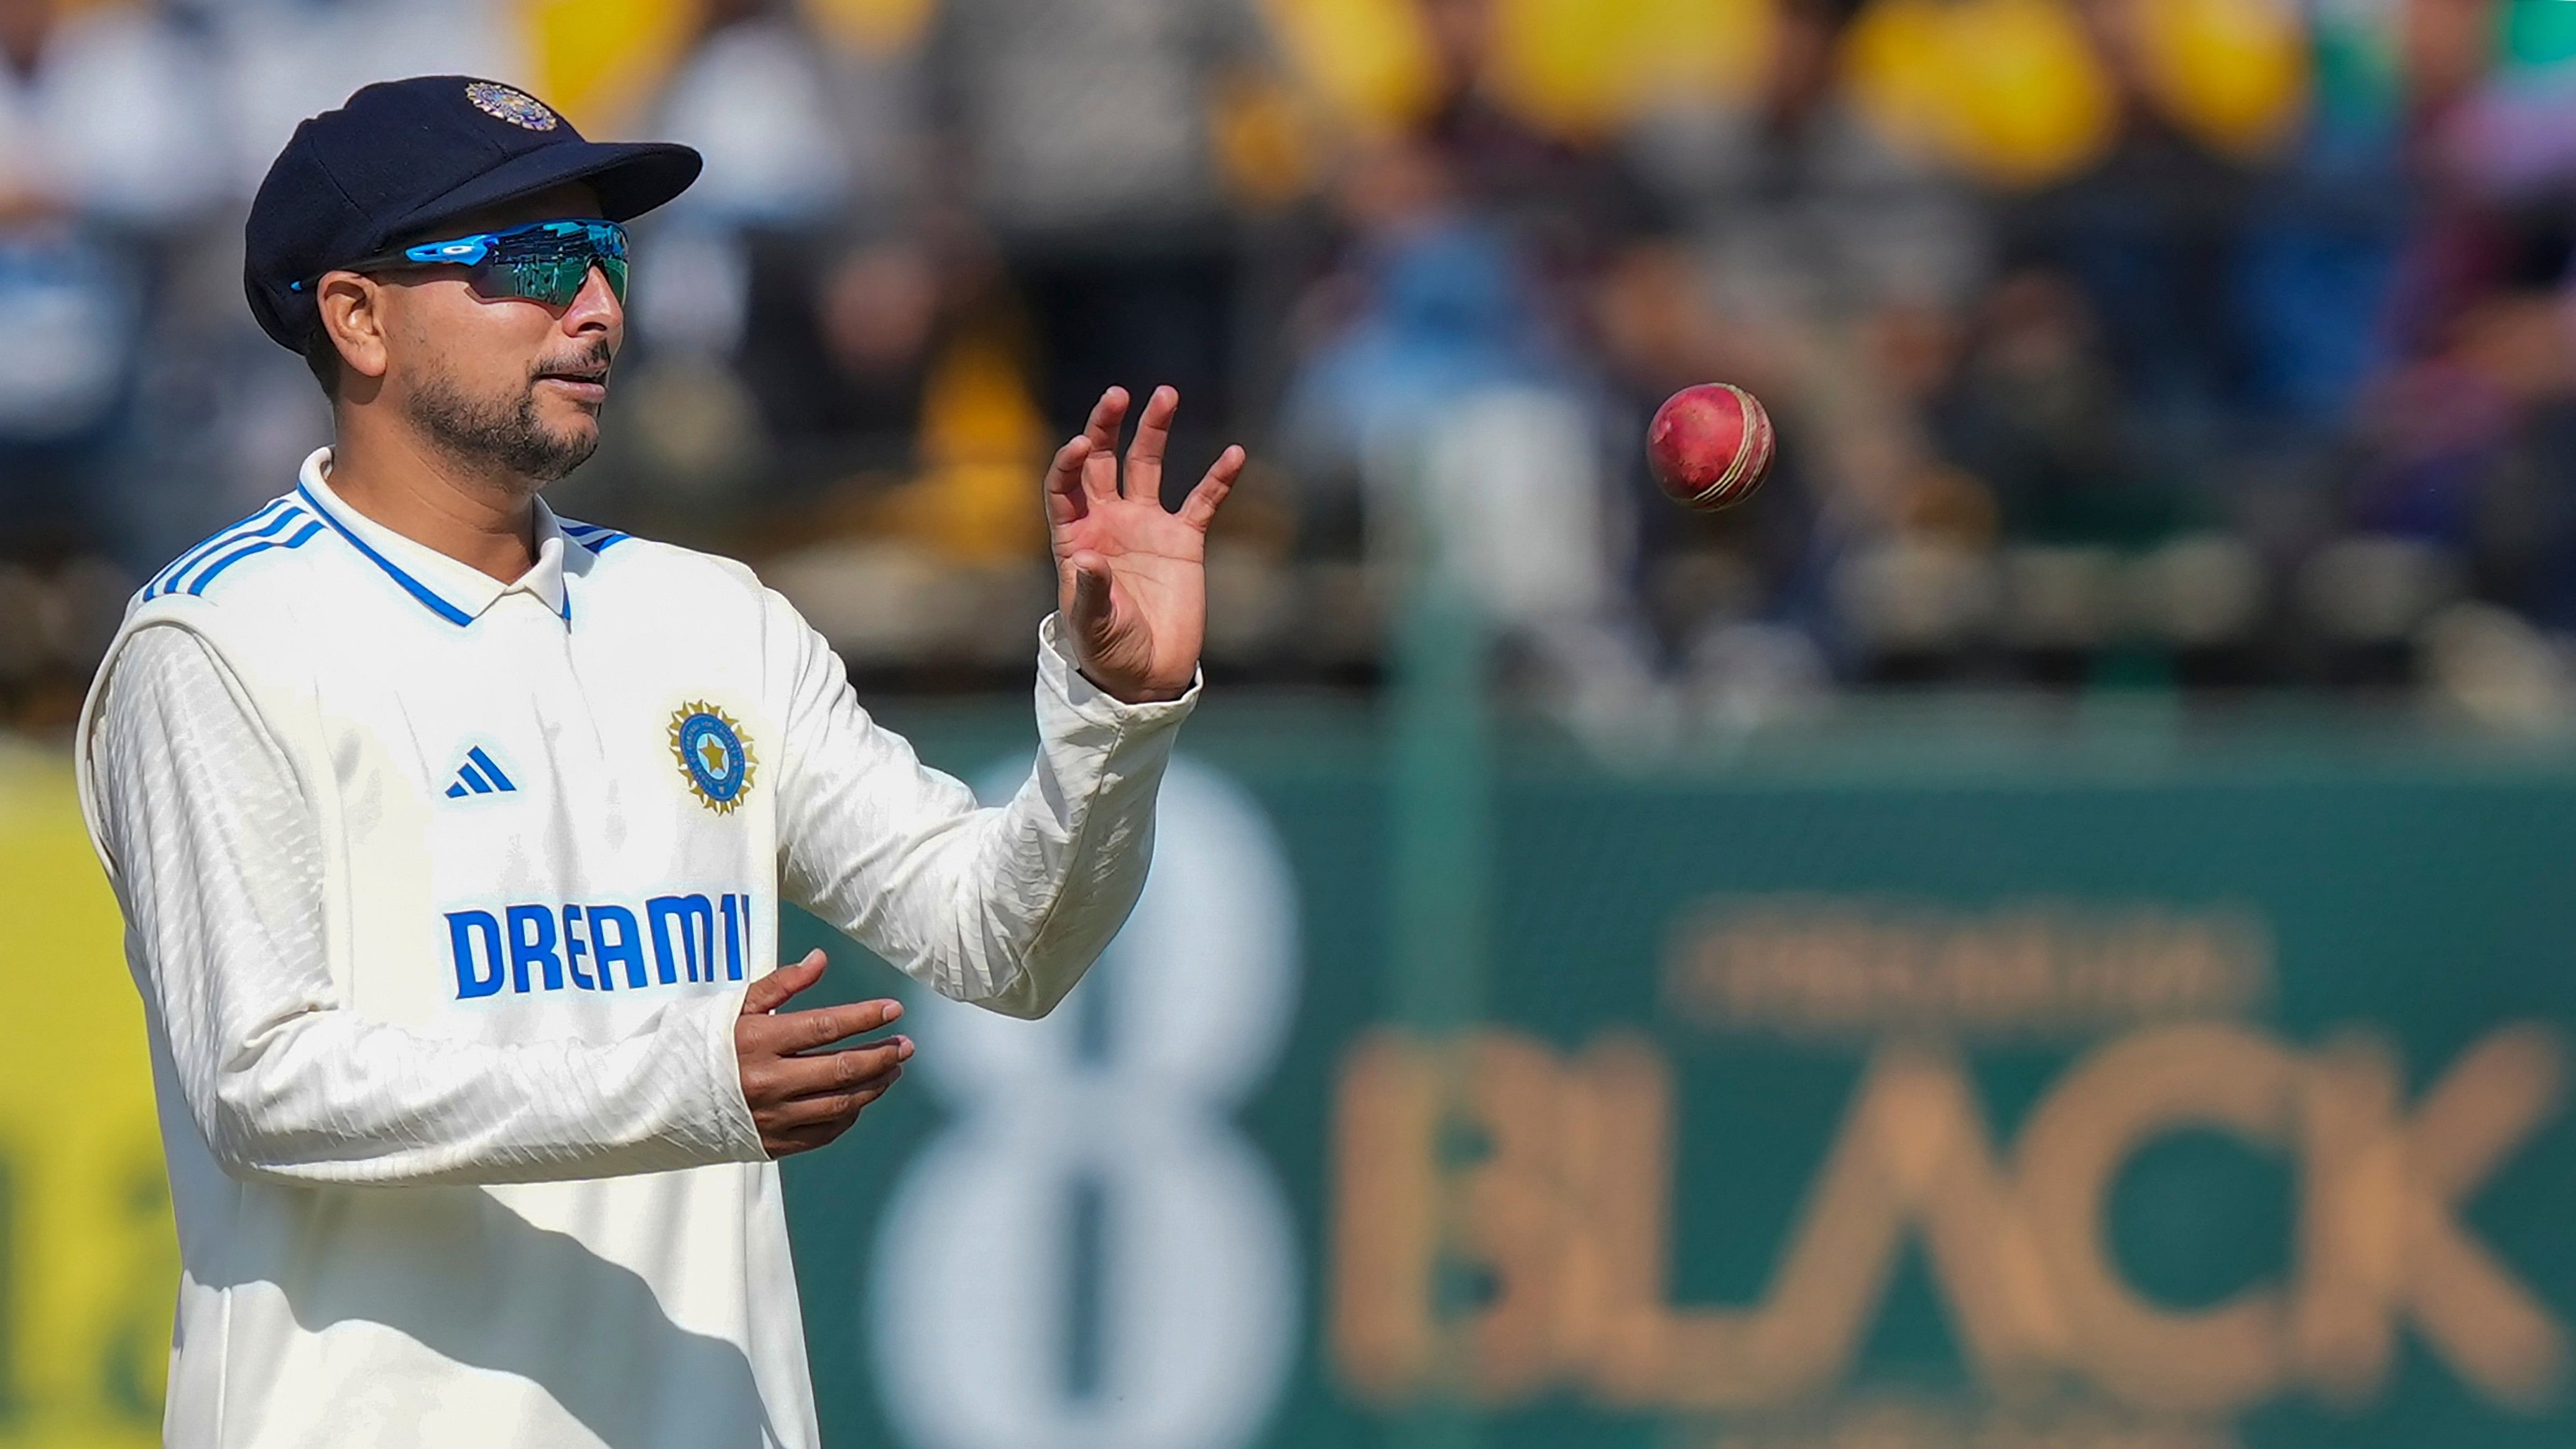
[245,76,701,353]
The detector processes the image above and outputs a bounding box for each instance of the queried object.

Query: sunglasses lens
[474,223,629,307]
[537,257,590,307]
[473,258,563,307]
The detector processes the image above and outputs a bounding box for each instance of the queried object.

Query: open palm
[1045,386,1244,703]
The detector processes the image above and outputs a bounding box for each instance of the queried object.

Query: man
[73,76,1241,1448]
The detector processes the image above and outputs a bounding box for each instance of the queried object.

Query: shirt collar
[295,448,571,626]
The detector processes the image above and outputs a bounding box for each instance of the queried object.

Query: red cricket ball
[1647,382,1776,511]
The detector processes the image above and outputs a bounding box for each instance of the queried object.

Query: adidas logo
[444,746,519,799]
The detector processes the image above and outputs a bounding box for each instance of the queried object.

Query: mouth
[535,363,611,403]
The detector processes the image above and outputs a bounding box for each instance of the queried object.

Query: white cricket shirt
[75,447,1195,1448]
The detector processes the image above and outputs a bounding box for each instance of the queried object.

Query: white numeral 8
[869,756,1303,1449]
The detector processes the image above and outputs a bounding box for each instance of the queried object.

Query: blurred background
[12,0,2576,726]
[4,0,2576,1447]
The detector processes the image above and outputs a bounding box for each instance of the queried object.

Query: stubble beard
[404,356,601,487]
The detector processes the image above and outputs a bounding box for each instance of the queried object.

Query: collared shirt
[77,446,1196,1448]
[296,456,572,623]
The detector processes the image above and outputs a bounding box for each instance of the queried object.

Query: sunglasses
[292,218,630,308]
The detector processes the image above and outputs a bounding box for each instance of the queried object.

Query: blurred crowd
[8,0,2576,734]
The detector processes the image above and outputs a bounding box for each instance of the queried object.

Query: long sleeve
[776,608,1193,1018]
[89,624,765,1187]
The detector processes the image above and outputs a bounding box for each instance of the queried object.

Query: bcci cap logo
[670,702,755,814]
[465,81,559,132]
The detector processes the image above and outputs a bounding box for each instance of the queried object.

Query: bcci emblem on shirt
[670,701,755,813]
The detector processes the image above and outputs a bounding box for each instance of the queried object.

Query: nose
[563,262,622,343]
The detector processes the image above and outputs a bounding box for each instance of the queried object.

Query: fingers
[767,1117,860,1157]
[770,998,905,1054]
[1083,387,1127,502]
[739,996,902,1062]
[739,950,827,1015]
[1043,435,1093,529]
[757,1034,913,1102]
[1178,444,1246,531]
[1066,550,1114,636]
[1083,385,1129,452]
[1124,385,1177,504]
[1066,384,1225,511]
[762,1066,904,1133]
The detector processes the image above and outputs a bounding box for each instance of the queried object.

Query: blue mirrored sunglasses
[292,218,630,308]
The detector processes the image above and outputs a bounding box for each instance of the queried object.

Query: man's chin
[530,430,599,483]
[491,414,597,486]
[527,407,599,464]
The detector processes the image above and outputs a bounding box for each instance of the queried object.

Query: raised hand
[1043,386,1244,703]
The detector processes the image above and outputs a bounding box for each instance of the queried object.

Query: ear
[315,272,392,382]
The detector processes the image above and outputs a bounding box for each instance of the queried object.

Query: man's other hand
[734,950,912,1159]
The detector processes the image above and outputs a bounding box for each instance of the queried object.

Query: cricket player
[73,76,1241,1448]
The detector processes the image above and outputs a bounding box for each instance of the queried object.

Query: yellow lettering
[2296,1026,2569,1409]
[1330,1034,1441,1400]
[1328,1030,1589,1403]
[2016,1024,2297,1414]
[1585,1040,2059,1409]
[1328,1020,2572,1417]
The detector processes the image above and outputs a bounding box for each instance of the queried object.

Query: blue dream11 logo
[445,892,755,998]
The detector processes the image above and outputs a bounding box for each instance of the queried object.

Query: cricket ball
[1647,382,1775,512]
